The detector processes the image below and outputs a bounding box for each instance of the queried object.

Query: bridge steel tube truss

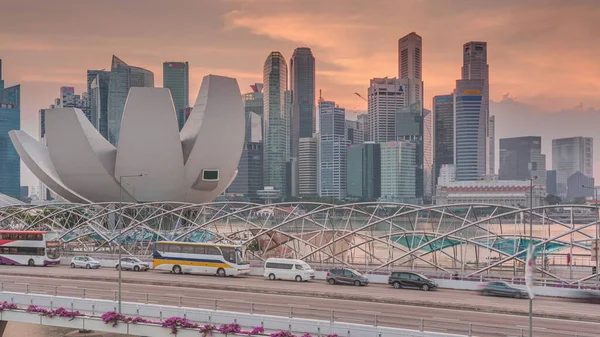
[1,202,599,283]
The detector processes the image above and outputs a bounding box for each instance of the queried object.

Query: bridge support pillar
[0,321,7,337]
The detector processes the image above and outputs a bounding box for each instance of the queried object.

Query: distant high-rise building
[552,137,594,196]
[226,142,263,202]
[347,142,381,201]
[368,78,407,143]
[546,170,557,195]
[398,32,422,106]
[290,47,315,161]
[298,137,318,196]
[88,70,110,135]
[395,103,424,199]
[433,94,454,187]
[163,62,189,130]
[437,164,456,186]
[462,41,493,176]
[454,79,486,181]
[499,136,546,185]
[0,59,21,198]
[345,119,364,145]
[318,100,347,198]
[379,141,417,203]
[567,172,595,200]
[357,113,369,142]
[107,55,154,146]
[263,52,288,196]
[244,84,264,142]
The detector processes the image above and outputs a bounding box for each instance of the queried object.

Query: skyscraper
[347,142,381,201]
[263,52,288,196]
[379,141,417,202]
[398,32,423,108]
[462,41,493,176]
[454,79,486,181]
[290,47,315,160]
[298,137,318,196]
[433,94,454,187]
[357,113,369,142]
[0,59,21,198]
[318,99,347,198]
[368,78,406,143]
[163,62,189,130]
[552,137,594,195]
[244,83,264,142]
[395,103,424,198]
[499,136,546,185]
[107,55,154,145]
[87,70,110,135]
[345,119,364,145]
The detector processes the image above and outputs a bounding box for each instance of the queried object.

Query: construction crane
[354,92,367,102]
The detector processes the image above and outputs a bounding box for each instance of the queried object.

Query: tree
[544,194,562,205]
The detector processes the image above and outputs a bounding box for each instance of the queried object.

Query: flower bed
[0,302,338,337]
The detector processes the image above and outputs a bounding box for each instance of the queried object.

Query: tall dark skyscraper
[107,55,154,146]
[290,47,316,160]
[433,94,454,186]
[499,136,546,185]
[0,59,21,198]
[88,70,110,137]
[163,62,189,130]
[263,52,288,196]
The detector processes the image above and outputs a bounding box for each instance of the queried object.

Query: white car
[70,256,101,269]
[116,257,150,271]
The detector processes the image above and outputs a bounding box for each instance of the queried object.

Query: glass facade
[318,100,347,198]
[395,103,424,199]
[107,55,154,146]
[454,80,486,181]
[163,62,189,131]
[433,94,454,186]
[290,47,315,159]
[88,70,110,136]
[347,143,381,201]
[0,61,20,198]
[379,141,416,202]
[499,136,546,185]
[263,52,288,196]
[227,142,263,202]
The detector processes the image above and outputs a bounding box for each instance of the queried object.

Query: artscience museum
[9,75,245,204]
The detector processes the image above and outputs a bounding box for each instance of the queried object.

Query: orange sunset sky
[1,0,599,184]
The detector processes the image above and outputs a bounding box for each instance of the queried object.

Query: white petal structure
[9,74,245,204]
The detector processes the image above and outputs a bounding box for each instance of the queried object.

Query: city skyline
[1,0,599,185]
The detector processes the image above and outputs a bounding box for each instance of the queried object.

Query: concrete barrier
[0,292,467,337]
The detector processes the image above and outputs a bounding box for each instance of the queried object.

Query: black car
[477,281,529,299]
[326,268,369,286]
[388,272,437,291]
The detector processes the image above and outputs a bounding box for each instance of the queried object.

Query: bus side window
[206,246,220,256]
[170,245,182,253]
[195,246,206,254]
[181,245,194,254]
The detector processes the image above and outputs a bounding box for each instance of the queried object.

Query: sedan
[477,281,529,299]
[116,257,150,271]
[70,256,101,269]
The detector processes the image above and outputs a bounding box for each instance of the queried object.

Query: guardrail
[0,280,593,337]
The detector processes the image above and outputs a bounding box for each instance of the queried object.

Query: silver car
[70,256,101,269]
[116,257,150,271]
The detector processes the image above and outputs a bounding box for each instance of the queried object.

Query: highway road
[0,265,598,337]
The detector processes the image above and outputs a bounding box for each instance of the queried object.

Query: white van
[263,258,315,282]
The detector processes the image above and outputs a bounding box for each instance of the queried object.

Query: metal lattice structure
[1,202,599,282]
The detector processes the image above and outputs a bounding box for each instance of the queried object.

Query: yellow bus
[153,241,250,277]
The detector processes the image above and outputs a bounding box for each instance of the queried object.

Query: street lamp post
[582,184,599,283]
[117,173,144,313]
[529,175,538,337]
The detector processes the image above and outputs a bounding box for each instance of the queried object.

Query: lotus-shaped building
[9,75,245,204]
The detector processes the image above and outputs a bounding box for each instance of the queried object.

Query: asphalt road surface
[0,265,598,337]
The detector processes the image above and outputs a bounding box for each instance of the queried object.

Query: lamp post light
[582,184,599,283]
[117,173,145,314]
[529,175,538,337]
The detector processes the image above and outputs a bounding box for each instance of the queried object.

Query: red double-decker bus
[0,230,61,266]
